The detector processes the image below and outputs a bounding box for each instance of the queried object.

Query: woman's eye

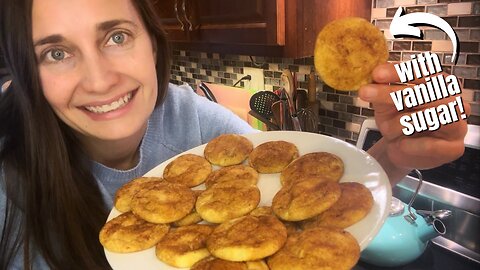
[106,32,128,46]
[44,48,71,63]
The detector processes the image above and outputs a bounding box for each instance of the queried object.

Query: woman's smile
[83,90,135,114]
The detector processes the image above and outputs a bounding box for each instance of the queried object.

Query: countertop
[355,243,479,270]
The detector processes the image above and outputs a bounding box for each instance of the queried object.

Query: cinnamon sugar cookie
[248,141,299,173]
[267,227,360,270]
[163,154,212,187]
[131,181,195,224]
[280,152,344,187]
[196,181,260,223]
[155,224,214,268]
[272,179,341,221]
[99,212,169,253]
[114,177,162,213]
[207,215,287,261]
[302,182,374,229]
[314,17,388,91]
[205,164,259,188]
[204,134,253,166]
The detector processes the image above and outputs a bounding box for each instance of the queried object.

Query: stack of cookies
[100,133,374,270]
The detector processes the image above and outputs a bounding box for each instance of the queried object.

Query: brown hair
[0,0,171,268]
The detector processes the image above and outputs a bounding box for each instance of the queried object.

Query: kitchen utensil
[249,91,280,120]
[361,170,452,267]
[281,69,296,113]
[271,100,284,130]
[295,89,308,112]
[308,71,317,105]
[248,110,279,131]
[279,89,301,131]
[198,82,218,103]
[297,107,319,133]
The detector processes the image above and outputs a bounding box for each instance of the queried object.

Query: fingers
[371,62,431,85]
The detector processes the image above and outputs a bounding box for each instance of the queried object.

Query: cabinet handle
[174,0,185,31]
[182,0,194,31]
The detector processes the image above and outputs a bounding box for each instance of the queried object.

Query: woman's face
[32,0,158,142]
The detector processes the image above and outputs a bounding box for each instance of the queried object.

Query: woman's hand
[358,62,470,185]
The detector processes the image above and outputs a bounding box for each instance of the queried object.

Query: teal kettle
[361,170,452,267]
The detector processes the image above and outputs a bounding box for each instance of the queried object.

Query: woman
[0,0,469,269]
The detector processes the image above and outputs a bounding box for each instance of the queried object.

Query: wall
[170,0,480,144]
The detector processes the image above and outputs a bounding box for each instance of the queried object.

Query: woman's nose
[80,52,120,93]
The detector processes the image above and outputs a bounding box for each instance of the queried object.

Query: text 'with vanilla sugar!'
[391,52,467,136]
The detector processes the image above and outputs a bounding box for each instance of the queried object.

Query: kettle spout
[417,218,446,242]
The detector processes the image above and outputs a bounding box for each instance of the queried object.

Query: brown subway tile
[361,108,375,117]
[389,52,402,61]
[338,128,352,139]
[459,16,480,27]
[459,42,479,53]
[325,126,339,136]
[320,116,333,126]
[339,95,354,105]
[327,94,340,102]
[406,6,426,14]
[347,105,361,115]
[464,79,480,90]
[393,41,412,51]
[474,91,480,102]
[467,54,480,65]
[413,41,433,51]
[439,0,460,3]
[326,110,339,119]
[442,16,459,27]
[334,103,347,112]
[386,8,397,17]
[339,112,353,122]
[333,120,346,129]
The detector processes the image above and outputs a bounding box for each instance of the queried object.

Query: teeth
[85,92,133,114]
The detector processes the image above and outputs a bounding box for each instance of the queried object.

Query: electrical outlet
[243,67,265,92]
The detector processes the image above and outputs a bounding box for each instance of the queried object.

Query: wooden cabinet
[153,0,371,58]
[285,0,371,58]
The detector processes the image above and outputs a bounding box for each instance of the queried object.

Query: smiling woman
[0,0,471,269]
[0,0,256,268]
[0,0,170,268]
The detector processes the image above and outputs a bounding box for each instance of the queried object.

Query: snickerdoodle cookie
[207,215,287,261]
[204,134,253,166]
[163,154,212,187]
[248,141,299,173]
[99,212,169,253]
[204,164,259,188]
[267,227,360,270]
[114,177,162,213]
[196,181,260,223]
[272,179,341,221]
[280,152,344,187]
[302,182,374,229]
[155,224,214,268]
[131,181,195,224]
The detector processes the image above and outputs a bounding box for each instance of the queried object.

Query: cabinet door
[153,0,189,41]
[284,0,371,57]
[193,0,284,45]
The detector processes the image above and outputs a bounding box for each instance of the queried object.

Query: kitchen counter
[355,242,479,270]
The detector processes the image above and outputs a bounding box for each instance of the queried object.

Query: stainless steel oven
[354,118,480,270]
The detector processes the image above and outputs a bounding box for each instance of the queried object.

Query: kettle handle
[404,169,423,224]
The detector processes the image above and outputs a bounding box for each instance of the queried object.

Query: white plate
[105,131,392,270]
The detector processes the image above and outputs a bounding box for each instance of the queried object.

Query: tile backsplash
[170,0,479,144]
